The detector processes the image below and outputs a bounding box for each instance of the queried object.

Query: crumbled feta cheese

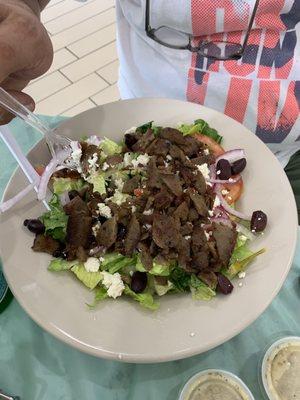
[216,170,221,175]
[84,257,100,272]
[166,155,172,161]
[143,209,153,215]
[131,154,150,169]
[123,152,132,167]
[69,141,82,173]
[190,332,196,337]
[238,271,246,279]
[184,235,191,240]
[196,163,210,180]
[204,231,210,241]
[124,126,137,134]
[204,149,210,155]
[101,271,125,299]
[208,210,214,217]
[145,224,152,230]
[164,161,169,167]
[131,205,137,213]
[97,203,112,219]
[185,155,190,161]
[221,189,229,195]
[92,223,100,237]
[86,135,102,146]
[114,178,124,191]
[238,282,243,287]
[87,152,99,174]
[102,162,109,171]
[99,256,105,263]
[213,196,221,208]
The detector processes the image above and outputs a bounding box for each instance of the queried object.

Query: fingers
[0,90,35,125]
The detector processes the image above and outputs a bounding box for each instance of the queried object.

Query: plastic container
[261,336,300,400]
[179,369,255,400]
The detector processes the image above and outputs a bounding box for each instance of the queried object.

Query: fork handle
[0,87,50,137]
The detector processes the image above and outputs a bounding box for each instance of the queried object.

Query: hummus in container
[262,336,300,400]
[179,369,254,400]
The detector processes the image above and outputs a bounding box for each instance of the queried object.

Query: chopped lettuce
[154,280,174,296]
[100,138,122,156]
[87,172,106,194]
[226,248,266,280]
[40,195,68,242]
[100,253,136,274]
[178,118,223,144]
[169,266,191,292]
[106,190,128,206]
[48,258,78,271]
[88,286,108,308]
[190,275,216,301]
[136,257,171,276]
[136,121,153,134]
[124,285,159,310]
[52,177,85,196]
[71,264,102,290]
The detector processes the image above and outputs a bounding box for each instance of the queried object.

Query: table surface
[0,117,299,400]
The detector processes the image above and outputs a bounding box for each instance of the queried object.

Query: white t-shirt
[116,0,300,166]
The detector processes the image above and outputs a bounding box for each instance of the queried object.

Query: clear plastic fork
[0,87,71,157]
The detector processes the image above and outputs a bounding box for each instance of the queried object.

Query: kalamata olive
[124,133,138,150]
[25,219,45,234]
[216,159,232,180]
[216,273,234,295]
[68,190,79,200]
[117,223,127,240]
[231,158,247,175]
[130,271,148,293]
[251,210,267,232]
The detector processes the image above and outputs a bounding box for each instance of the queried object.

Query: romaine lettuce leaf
[169,266,191,292]
[100,253,136,274]
[71,264,102,290]
[124,285,159,310]
[154,280,174,296]
[87,172,106,194]
[178,119,223,144]
[48,258,78,271]
[40,195,68,242]
[190,274,216,301]
[226,248,265,279]
[149,260,170,276]
[100,138,122,156]
[52,177,85,195]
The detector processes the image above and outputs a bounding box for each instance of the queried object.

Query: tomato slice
[194,133,243,204]
[35,165,45,176]
[223,178,244,204]
[194,133,225,157]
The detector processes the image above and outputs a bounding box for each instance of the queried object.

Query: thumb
[0,90,35,125]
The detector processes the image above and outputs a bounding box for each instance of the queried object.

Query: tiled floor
[25,0,120,117]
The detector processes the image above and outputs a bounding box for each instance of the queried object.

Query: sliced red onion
[89,246,105,256]
[38,149,71,201]
[213,206,230,219]
[0,182,36,213]
[216,149,245,164]
[210,217,233,227]
[236,223,256,241]
[59,191,70,206]
[208,175,241,184]
[215,184,251,220]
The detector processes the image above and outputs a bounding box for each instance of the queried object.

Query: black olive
[68,190,79,200]
[216,159,232,180]
[251,210,267,233]
[117,223,127,240]
[52,249,63,258]
[98,216,107,224]
[217,274,234,295]
[124,133,138,150]
[23,219,29,227]
[231,158,247,175]
[130,271,148,293]
[25,219,45,234]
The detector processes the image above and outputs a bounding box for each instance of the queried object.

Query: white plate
[0,98,297,363]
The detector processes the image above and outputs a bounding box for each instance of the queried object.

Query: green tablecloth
[0,117,300,400]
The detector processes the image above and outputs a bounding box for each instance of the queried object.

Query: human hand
[0,0,53,124]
